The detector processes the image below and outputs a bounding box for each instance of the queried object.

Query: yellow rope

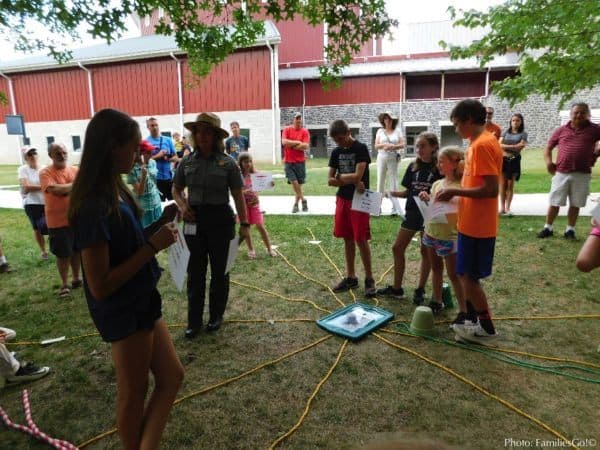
[268,339,348,449]
[277,247,346,308]
[78,335,332,448]
[306,228,357,303]
[377,264,394,285]
[226,318,316,324]
[374,333,581,450]
[380,328,600,369]
[232,279,331,313]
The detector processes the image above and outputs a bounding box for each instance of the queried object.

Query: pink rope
[0,390,78,450]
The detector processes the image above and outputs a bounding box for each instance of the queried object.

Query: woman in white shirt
[17,147,47,259]
[375,112,405,216]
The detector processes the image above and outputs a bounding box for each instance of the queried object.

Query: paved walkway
[1,186,598,216]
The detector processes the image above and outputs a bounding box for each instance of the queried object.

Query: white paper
[168,225,190,292]
[351,189,382,216]
[327,306,383,332]
[225,236,240,275]
[40,336,66,346]
[250,173,274,192]
[308,240,321,245]
[591,202,600,222]
[413,196,458,224]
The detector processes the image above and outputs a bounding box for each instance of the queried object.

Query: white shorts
[549,172,591,208]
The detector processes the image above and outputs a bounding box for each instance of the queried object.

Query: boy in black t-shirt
[327,120,376,297]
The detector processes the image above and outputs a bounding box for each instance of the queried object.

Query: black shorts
[284,162,306,184]
[401,210,424,232]
[24,204,46,231]
[502,155,521,181]
[48,227,75,258]
[92,288,162,343]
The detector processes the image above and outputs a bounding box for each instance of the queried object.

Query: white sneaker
[453,322,498,345]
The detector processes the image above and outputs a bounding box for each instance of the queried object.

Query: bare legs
[56,252,81,290]
[499,176,516,214]
[245,223,274,254]
[343,238,373,279]
[111,319,184,450]
[33,230,47,256]
[391,229,429,290]
[291,180,304,205]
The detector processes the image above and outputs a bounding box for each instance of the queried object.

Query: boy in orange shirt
[436,99,503,343]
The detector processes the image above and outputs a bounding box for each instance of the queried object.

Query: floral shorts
[422,233,457,257]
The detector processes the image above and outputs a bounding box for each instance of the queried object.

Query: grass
[0,209,599,449]
[3,148,600,195]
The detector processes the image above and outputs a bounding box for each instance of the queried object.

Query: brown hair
[412,132,439,172]
[238,153,255,175]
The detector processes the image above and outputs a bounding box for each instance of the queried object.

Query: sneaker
[302,199,308,212]
[537,227,553,238]
[563,229,576,240]
[0,263,13,274]
[6,362,50,384]
[364,278,376,297]
[292,203,299,213]
[412,287,426,305]
[449,312,473,330]
[376,285,405,299]
[428,301,445,314]
[332,277,359,292]
[453,322,499,345]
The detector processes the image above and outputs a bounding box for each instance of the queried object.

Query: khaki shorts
[549,172,591,208]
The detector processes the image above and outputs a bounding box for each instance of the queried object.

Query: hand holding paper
[351,189,382,216]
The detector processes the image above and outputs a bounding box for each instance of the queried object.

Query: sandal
[247,250,256,260]
[71,279,83,289]
[58,286,71,298]
[268,248,278,257]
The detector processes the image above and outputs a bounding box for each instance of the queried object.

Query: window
[46,136,55,146]
[144,15,150,27]
[22,137,31,146]
[158,7,164,18]
[404,126,428,156]
[160,131,172,138]
[72,135,82,152]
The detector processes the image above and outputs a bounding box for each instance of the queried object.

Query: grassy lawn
[2,148,600,195]
[0,210,598,449]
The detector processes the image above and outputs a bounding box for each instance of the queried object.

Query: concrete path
[1,186,598,216]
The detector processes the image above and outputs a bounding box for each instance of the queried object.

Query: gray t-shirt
[502,130,528,146]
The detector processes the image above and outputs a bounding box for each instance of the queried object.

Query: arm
[231,187,250,242]
[81,224,177,300]
[18,178,42,193]
[436,175,498,201]
[543,144,556,175]
[46,183,73,196]
[131,168,147,196]
[172,183,195,222]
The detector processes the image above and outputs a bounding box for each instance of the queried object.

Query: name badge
[183,223,197,235]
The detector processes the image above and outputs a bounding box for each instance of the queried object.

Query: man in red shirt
[282,113,310,213]
[537,103,600,240]
[484,106,502,140]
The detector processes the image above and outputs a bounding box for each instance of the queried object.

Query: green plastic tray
[316,303,394,340]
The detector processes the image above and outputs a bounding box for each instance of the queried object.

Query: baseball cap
[293,112,302,119]
[21,147,38,157]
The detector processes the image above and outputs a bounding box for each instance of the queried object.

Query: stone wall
[282,86,600,157]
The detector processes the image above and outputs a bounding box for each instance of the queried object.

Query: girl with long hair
[69,108,184,450]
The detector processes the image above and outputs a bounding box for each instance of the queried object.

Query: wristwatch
[240,222,251,227]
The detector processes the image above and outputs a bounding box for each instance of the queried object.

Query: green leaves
[1,0,397,87]
[442,0,600,107]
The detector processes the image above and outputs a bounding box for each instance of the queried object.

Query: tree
[0,1,396,87]
[442,0,600,107]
